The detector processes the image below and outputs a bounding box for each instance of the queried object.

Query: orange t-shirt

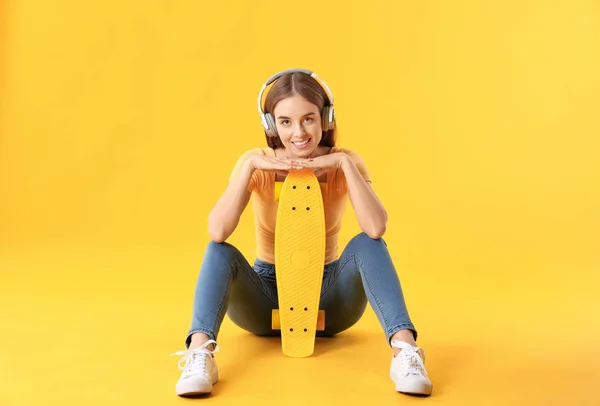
[228,147,371,265]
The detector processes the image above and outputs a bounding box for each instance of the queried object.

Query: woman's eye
[304,117,313,122]
[280,120,290,125]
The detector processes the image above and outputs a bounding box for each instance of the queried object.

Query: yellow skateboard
[272,168,326,358]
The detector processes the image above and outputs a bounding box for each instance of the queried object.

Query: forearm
[341,156,388,239]
[208,160,254,242]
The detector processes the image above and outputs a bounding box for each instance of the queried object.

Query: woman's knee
[206,239,238,253]
[204,240,244,262]
[347,232,387,251]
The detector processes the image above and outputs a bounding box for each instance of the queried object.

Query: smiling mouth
[292,138,311,148]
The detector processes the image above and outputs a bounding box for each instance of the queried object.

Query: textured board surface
[272,309,325,331]
[274,168,326,357]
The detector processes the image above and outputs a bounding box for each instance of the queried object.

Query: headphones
[257,68,335,138]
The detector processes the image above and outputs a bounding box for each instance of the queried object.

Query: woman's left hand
[290,152,350,178]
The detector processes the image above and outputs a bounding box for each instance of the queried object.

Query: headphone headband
[257,68,335,115]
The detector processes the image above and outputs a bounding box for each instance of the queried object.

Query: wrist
[243,156,256,173]
[238,158,256,181]
[339,154,353,171]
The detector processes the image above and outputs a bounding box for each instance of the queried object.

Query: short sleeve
[228,148,262,192]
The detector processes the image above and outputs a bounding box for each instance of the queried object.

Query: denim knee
[205,240,242,262]
[205,240,238,255]
[347,232,387,252]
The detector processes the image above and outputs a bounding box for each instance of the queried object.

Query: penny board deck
[273,168,326,358]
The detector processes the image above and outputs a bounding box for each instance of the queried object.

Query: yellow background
[1,1,599,405]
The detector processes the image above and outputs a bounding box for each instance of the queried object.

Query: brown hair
[262,72,337,149]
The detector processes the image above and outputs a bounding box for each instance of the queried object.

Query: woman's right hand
[247,155,304,177]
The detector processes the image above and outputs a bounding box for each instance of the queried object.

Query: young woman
[170,69,433,397]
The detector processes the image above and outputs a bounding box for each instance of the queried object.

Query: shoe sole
[176,379,217,396]
[394,382,432,396]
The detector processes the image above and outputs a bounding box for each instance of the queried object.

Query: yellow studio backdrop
[1,1,599,405]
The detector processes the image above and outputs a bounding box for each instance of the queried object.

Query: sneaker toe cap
[176,375,213,395]
[394,374,433,395]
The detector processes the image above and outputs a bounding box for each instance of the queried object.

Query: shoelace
[391,340,427,377]
[170,339,220,374]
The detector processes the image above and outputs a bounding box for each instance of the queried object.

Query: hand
[248,155,305,177]
[293,152,349,178]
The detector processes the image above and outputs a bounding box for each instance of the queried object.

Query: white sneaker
[390,340,433,396]
[170,340,220,396]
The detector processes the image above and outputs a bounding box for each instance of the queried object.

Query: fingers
[296,161,314,168]
[268,157,294,168]
[264,156,304,170]
[275,157,305,169]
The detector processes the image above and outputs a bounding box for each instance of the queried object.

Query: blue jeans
[185,233,417,348]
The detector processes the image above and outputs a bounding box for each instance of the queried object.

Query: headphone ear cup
[264,113,279,138]
[321,106,334,131]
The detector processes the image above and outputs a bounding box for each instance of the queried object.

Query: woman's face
[272,94,322,158]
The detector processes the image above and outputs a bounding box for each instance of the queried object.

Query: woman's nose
[292,123,306,135]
